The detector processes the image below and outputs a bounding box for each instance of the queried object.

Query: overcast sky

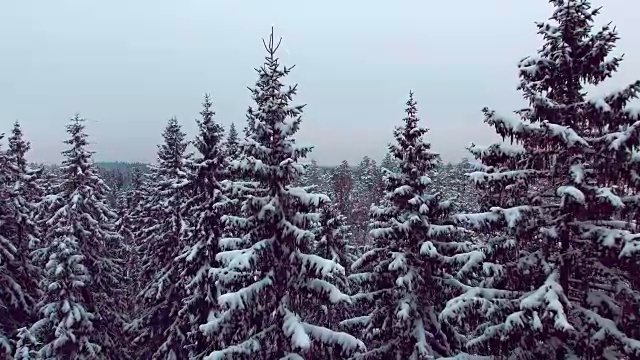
[1,0,638,166]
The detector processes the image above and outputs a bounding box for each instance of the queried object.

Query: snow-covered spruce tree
[37,166,61,207]
[445,1,640,358]
[305,159,322,189]
[203,29,365,360]
[173,94,231,358]
[113,170,143,326]
[352,156,383,245]
[28,114,126,359]
[129,117,193,359]
[0,137,21,355]
[319,168,336,201]
[309,202,358,336]
[114,166,146,321]
[380,151,399,175]
[331,160,354,224]
[127,117,191,359]
[114,191,134,255]
[0,122,43,356]
[346,92,482,359]
[226,122,239,160]
[316,203,356,271]
[123,167,146,251]
[299,159,334,202]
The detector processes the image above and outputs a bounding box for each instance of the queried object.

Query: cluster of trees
[2,1,640,359]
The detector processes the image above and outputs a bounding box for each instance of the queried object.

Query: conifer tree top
[195,93,225,161]
[60,115,95,188]
[8,121,30,171]
[157,117,188,171]
[391,91,440,177]
[239,27,310,179]
[228,122,237,140]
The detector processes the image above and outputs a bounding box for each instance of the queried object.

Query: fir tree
[316,203,355,275]
[347,92,481,359]
[331,160,354,223]
[29,115,125,359]
[0,135,20,355]
[129,117,192,359]
[309,202,357,342]
[204,29,365,360]
[380,151,399,174]
[226,122,239,160]
[175,94,231,358]
[0,122,43,356]
[352,156,383,245]
[449,1,640,358]
[305,159,322,188]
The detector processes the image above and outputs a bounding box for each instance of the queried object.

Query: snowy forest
[3,1,640,359]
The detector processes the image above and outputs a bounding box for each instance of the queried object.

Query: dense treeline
[2,1,640,359]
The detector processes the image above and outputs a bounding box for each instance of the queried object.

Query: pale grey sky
[1,0,638,166]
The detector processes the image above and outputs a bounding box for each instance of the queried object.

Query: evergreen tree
[204,29,365,359]
[123,167,146,248]
[347,92,481,359]
[226,122,239,160]
[306,159,323,191]
[29,115,125,359]
[352,156,383,245]
[448,1,640,358]
[0,136,20,355]
[0,122,43,356]
[380,151,399,174]
[331,160,354,222]
[175,94,231,358]
[129,117,192,359]
[316,203,355,275]
[300,159,334,200]
[309,203,357,345]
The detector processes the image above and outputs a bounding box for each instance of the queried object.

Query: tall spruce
[117,167,145,330]
[347,92,482,359]
[448,1,640,358]
[27,115,125,359]
[129,117,192,359]
[0,122,43,356]
[0,135,21,355]
[226,122,239,160]
[175,94,231,358]
[202,29,365,360]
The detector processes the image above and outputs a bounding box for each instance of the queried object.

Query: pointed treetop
[390,92,439,174]
[404,90,419,124]
[194,93,225,160]
[200,93,214,123]
[61,114,93,177]
[226,122,239,159]
[130,166,144,189]
[157,117,188,170]
[241,27,309,171]
[65,114,87,143]
[8,120,31,171]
